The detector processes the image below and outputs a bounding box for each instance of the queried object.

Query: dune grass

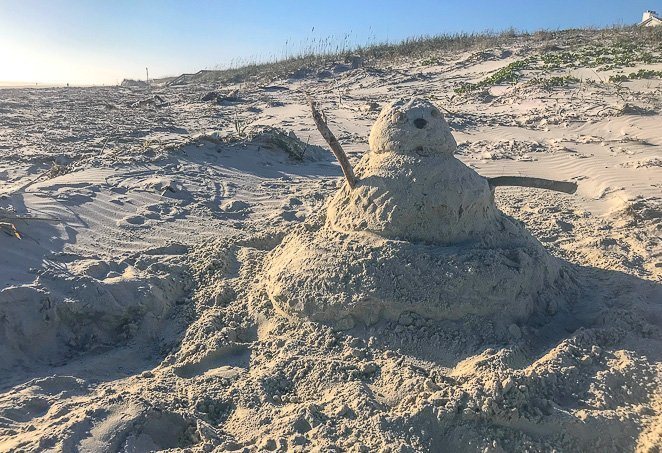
[158,25,662,86]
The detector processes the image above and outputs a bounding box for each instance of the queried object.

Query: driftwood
[130,95,166,109]
[488,176,577,194]
[0,214,63,240]
[308,98,357,189]
[0,222,21,239]
[0,216,62,222]
[0,208,63,239]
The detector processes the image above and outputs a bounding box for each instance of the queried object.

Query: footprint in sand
[217,199,252,219]
[0,376,89,423]
[174,325,257,379]
[173,344,252,379]
[141,202,183,221]
[116,202,185,227]
[76,403,191,452]
[0,396,50,422]
[117,213,146,227]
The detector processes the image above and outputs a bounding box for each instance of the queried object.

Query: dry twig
[0,222,21,239]
[1,215,62,222]
[488,176,577,194]
[308,97,357,189]
[0,214,63,240]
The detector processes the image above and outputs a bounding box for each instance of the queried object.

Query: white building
[640,10,662,27]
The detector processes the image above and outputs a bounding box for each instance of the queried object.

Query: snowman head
[368,98,457,156]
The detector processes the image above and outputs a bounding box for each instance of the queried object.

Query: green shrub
[455,58,534,93]
[609,69,662,82]
[527,75,580,88]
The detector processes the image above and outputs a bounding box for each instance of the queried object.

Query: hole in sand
[414,118,427,129]
[0,397,50,422]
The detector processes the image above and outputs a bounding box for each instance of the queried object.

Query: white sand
[0,32,660,452]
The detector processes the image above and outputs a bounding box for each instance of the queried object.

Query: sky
[0,0,658,85]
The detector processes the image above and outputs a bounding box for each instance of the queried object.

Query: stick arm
[488,176,577,194]
[308,97,357,189]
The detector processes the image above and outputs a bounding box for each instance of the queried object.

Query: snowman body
[328,98,512,245]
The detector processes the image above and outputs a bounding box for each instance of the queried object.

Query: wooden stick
[488,176,577,194]
[308,97,357,189]
[0,216,63,222]
[98,127,119,156]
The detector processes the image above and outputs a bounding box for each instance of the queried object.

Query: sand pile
[266,98,568,329]
[0,243,191,374]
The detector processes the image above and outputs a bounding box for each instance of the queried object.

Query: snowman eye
[431,109,439,117]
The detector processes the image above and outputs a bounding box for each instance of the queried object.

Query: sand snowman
[265,98,569,329]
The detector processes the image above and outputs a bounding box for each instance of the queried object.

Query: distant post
[146,67,149,86]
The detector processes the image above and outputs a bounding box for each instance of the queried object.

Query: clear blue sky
[0,0,658,85]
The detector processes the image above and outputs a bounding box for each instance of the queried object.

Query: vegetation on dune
[181,29,526,85]
[526,75,580,89]
[539,40,660,70]
[420,57,441,66]
[609,69,662,82]
[157,26,662,87]
[455,58,535,93]
[453,30,661,94]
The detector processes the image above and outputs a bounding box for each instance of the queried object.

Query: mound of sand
[266,98,568,328]
[0,246,191,373]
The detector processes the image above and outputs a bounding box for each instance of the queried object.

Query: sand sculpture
[265,98,575,329]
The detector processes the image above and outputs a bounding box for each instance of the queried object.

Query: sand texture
[1,28,661,452]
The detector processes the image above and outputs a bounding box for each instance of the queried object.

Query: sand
[1,30,661,452]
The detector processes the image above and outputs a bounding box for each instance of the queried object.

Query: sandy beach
[0,27,660,452]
